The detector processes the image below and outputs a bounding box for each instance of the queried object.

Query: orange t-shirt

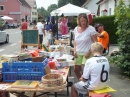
[98,31,109,49]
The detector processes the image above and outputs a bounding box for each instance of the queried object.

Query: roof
[96,0,105,4]
[25,0,36,7]
[19,0,31,8]
[81,0,91,7]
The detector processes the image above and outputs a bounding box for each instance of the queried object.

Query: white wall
[83,0,99,16]
[100,0,130,16]
[100,0,115,16]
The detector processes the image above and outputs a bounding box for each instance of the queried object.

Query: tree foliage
[37,4,57,20]
[37,7,47,19]
[110,0,130,76]
[47,4,58,15]
[58,0,86,7]
[38,0,86,20]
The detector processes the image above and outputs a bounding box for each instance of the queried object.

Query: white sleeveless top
[74,25,96,54]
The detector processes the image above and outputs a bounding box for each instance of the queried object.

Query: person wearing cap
[36,19,46,49]
[96,24,109,53]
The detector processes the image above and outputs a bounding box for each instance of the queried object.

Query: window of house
[32,12,34,15]
[0,5,4,11]
[0,0,7,1]
[109,8,111,15]
[101,10,103,16]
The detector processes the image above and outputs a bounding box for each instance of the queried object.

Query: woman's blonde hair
[91,42,104,53]
[77,13,89,27]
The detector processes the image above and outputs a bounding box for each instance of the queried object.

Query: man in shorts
[36,19,45,49]
[71,42,110,97]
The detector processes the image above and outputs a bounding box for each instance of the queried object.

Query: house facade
[0,0,31,23]
[82,0,99,17]
[25,0,38,22]
[97,0,129,16]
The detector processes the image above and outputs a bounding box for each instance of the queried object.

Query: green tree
[58,0,86,7]
[110,0,130,76]
[47,4,58,15]
[37,7,48,19]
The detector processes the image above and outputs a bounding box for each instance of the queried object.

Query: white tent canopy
[51,3,91,16]
[1,16,13,20]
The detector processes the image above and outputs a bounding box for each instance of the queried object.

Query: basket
[41,73,63,87]
[38,81,67,90]
[2,58,48,82]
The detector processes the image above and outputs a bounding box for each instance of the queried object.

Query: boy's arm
[81,62,91,81]
[79,76,88,82]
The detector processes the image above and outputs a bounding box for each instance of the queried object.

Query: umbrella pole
[56,15,58,40]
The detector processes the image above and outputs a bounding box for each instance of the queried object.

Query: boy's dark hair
[21,18,24,22]
[41,19,45,23]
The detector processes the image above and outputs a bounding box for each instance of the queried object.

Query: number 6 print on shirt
[100,65,108,82]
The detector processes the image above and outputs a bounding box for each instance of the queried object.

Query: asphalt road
[0,28,22,55]
[0,27,48,55]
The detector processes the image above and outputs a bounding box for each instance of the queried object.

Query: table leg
[54,92,57,97]
[67,76,69,96]
[5,92,9,97]
[69,66,71,76]
[32,92,36,97]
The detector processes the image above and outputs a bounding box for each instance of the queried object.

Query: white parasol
[1,16,13,20]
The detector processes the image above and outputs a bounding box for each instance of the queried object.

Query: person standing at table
[58,18,62,37]
[36,19,45,49]
[32,20,37,29]
[20,18,28,49]
[73,13,97,79]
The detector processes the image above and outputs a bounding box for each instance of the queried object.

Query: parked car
[0,29,9,43]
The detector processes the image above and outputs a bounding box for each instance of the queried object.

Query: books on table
[11,80,39,89]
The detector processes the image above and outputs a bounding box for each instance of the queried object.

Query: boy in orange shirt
[96,24,109,53]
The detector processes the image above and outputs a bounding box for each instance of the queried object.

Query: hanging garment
[61,18,68,35]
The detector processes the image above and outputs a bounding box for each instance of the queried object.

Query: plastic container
[2,58,48,82]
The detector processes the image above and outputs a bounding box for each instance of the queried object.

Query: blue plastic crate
[2,58,48,82]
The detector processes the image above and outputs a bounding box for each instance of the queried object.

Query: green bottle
[42,44,49,52]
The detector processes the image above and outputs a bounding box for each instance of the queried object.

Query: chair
[102,43,109,56]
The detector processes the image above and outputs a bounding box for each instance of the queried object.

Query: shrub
[110,0,130,76]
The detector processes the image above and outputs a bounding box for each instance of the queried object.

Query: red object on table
[29,50,40,57]
[48,61,55,69]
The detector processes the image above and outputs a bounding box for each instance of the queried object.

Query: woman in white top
[58,18,62,36]
[73,13,97,79]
